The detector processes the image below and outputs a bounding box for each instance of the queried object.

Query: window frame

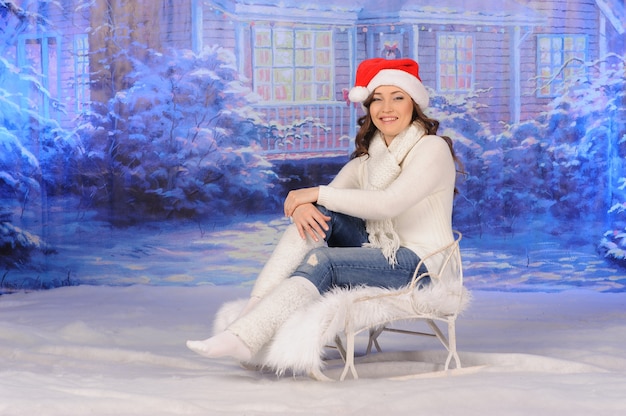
[17,32,62,119]
[436,32,475,93]
[73,34,91,112]
[536,34,588,98]
[252,26,334,102]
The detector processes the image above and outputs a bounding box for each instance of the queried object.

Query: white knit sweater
[316,133,456,277]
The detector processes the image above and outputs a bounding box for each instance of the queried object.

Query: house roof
[211,0,547,26]
[596,0,626,34]
[211,0,362,24]
[357,0,547,26]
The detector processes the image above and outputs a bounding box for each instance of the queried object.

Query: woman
[187,57,461,364]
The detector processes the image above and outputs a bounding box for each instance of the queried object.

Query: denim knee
[314,204,368,248]
[293,247,334,292]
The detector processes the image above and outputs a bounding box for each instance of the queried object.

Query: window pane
[536,34,587,97]
[316,83,331,100]
[255,68,271,83]
[274,30,293,48]
[574,37,586,51]
[315,67,330,82]
[255,49,272,66]
[274,68,293,84]
[296,49,313,66]
[563,37,574,50]
[274,68,293,101]
[74,34,90,112]
[295,32,312,48]
[252,27,333,102]
[255,30,271,47]
[315,32,331,48]
[296,84,312,100]
[274,49,293,66]
[316,50,330,65]
[256,85,271,101]
[296,68,312,82]
[274,84,289,100]
[437,33,474,92]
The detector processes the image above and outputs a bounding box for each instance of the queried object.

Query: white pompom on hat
[348,58,429,110]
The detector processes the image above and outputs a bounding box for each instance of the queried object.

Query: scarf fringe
[363,218,400,265]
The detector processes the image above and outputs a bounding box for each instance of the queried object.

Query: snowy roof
[596,0,626,34]
[357,0,548,26]
[211,0,363,24]
[210,0,547,26]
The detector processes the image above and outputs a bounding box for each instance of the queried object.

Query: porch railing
[254,101,355,158]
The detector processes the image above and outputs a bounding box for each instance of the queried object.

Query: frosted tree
[438,53,626,259]
[73,46,277,223]
[0,2,72,269]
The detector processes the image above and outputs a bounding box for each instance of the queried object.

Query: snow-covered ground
[5,214,624,292]
[1,285,626,415]
[1,215,625,415]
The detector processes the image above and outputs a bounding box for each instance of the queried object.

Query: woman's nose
[381,100,392,111]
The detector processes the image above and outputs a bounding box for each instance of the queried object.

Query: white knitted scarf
[363,122,424,265]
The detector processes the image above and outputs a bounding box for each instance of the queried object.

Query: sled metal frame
[334,231,465,381]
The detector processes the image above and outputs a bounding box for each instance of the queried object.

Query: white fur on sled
[213,279,470,376]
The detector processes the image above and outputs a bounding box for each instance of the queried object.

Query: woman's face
[368,85,414,145]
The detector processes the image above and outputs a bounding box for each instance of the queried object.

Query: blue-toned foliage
[1,48,76,268]
[73,46,279,224]
[439,56,625,251]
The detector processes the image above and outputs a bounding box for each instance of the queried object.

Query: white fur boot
[212,224,323,332]
[187,276,320,361]
[250,224,324,299]
[230,276,320,356]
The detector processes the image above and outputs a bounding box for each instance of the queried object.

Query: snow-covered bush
[0,219,53,269]
[547,56,625,265]
[1,53,74,268]
[438,54,625,252]
[600,220,626,268]
[429,90,495,236]
[431,90,537,236]
[74,46,279,223]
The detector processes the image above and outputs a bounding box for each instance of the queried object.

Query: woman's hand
[290,203,331,241]
[283,187,320,217]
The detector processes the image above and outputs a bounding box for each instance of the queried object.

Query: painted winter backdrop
[1,1,626,415]
[1,0,624,293]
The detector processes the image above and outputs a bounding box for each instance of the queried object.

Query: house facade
[3,0,625,158]
[193,0,626,156]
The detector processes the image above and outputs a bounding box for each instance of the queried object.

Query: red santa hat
[348,58,429,109]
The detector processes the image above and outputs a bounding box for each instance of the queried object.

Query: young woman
[187,57,461,363]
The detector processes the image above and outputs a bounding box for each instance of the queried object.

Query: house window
[17,33,62,119]
[537,35,587,97]
[253,27,333,102]
[437,33,474,92]
[73,34,91,112]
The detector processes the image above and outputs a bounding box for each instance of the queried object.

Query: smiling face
[368,85,415,145]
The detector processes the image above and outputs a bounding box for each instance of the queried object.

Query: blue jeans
[292,205,429,294]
